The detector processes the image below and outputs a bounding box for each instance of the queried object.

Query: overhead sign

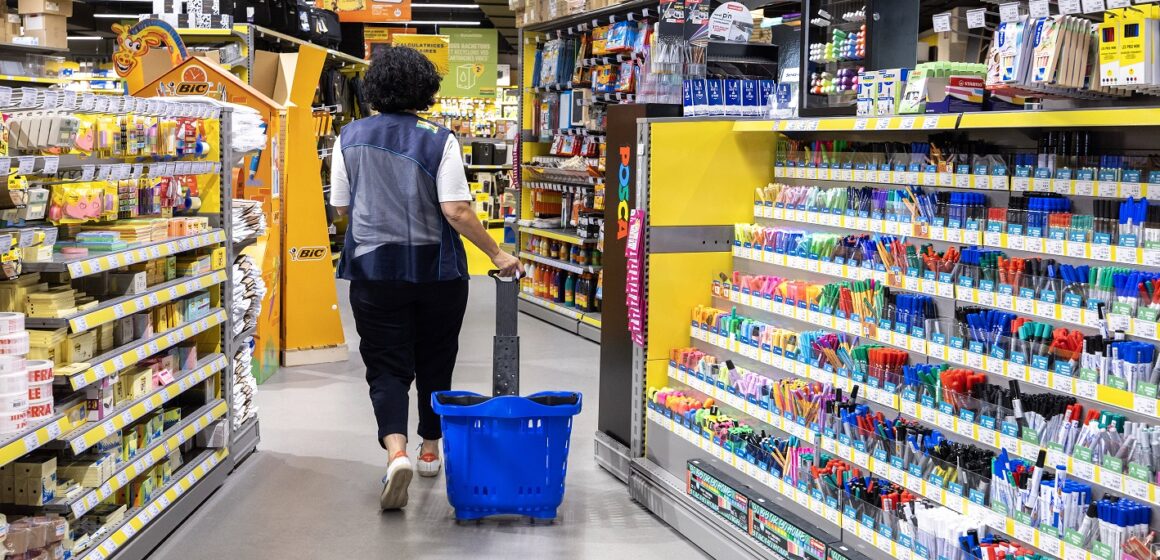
[392,34,449,75]
[441,29,497,97]
[321,0,412,23]
[364,26,415,58]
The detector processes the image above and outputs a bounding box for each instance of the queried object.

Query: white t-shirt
[328,133,473,207]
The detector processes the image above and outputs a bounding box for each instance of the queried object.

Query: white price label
[40,156,59,175]
[933,12,952,32]
[967,7,987,27]
[1108,0,1131,6]
[876,118,892,130]
[1029,0,1051,16]
[1083,0,1106,11]
[922,116,941,129]
[899,116,916,129]
[999,2,1021,22]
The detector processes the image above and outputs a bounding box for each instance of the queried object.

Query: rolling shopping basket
[431,271,582,521]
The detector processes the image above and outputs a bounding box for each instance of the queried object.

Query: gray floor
[149,278,706,560]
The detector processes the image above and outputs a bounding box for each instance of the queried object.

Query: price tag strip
[704,287,1160,506]
[753,208,1160,342]
[645,411,863,549]
[63,355,227,453]
[59,230,227,280]
[667,330,1130,560]
[66,271,227,333]
[68,310,227,390]
[0,415,73,469]
[64,401,226,519]
[770,165,1156,200]
[78,448,229,560]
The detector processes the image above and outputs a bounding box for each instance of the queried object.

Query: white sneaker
[417,445,441,478]
[381,453,413,510]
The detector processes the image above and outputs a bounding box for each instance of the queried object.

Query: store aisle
[149,278,706,560]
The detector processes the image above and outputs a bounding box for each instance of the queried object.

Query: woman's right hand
[492,251,523,278]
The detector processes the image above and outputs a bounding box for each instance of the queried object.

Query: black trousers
[349,278,469,445]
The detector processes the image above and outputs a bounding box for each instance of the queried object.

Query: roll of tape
[0,355,24,376]
[0,371,27,395]
[0,390,27,413]
[25,360,51,383]
[26,398,52,420]
[0,410,26,435]
[0,313,24,335]
[26,381,50,402]
[187,196,202,212]
[0,332,29,356]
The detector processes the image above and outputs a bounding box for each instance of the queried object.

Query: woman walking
[328,46,521,510]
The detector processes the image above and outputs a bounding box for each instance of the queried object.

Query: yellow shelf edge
[67,270,227,333]
[63,354,228,453]
[0,415,71,468]
[83,447,229,560]
[65,401,227,519]
[68,309,227,390]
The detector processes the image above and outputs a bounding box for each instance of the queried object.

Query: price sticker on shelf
[39,89,59,109]
[17,87,37,108]
[21,432,40,452]
[899,116,916,129]
[0,88,12,108]
[40,156,59,175]
[875,118,892,130]
[999,2,1021,22]
[933,12,952,32]
[1083,0,1107,11]
[1108,0,1131,6]
[15,156,34,175]
[1134,395,1158,416]
[1029,0,1051,17]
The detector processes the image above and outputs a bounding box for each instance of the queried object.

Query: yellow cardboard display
[136,57,288,382]
[280,45,347,366]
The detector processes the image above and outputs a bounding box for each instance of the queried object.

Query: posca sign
[617,145,632,239]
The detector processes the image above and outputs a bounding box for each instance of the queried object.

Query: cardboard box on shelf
[0,7,21,43]
[18,14,66,50]
[18,0,72,16]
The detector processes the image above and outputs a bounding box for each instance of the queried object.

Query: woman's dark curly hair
[365,46,442,113]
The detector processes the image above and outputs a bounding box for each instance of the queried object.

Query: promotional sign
[392,34,449,75]
[321,0,412,23]
[707,2,753,41]
[364,26,415,59]
[112,19,189,93]
[440,29,498,97]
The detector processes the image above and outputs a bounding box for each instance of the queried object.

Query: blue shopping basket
[431,271,582,521]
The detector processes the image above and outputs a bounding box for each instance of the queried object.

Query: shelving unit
[613,116,1160,560]
[0,93,262,559]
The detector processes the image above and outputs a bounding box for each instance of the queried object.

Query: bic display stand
[279,44,347,367]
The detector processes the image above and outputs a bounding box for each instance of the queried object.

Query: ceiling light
[412,3,481,8]
[387,20,482,25]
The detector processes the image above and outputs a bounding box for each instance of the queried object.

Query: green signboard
[440,28,498,97]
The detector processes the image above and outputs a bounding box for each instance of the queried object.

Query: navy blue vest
[336,113,468,283]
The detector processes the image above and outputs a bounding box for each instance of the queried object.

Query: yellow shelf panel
[731,120,779,132]
[959,108,1160,129]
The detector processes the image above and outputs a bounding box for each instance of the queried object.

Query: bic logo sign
[176,83,211,95]
[289,247,328,261]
